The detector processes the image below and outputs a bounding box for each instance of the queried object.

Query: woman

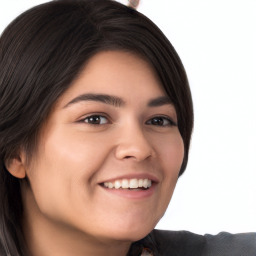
[0,0,255,255]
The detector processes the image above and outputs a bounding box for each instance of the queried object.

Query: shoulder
[204,231,256,256]
[147,229,256,256]
[148,229,205,255]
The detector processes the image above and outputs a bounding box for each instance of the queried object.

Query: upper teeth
[103,178,152,189]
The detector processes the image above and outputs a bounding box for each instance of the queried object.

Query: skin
[8,51,184,256]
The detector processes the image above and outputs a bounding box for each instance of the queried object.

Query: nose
[115,123,155,162]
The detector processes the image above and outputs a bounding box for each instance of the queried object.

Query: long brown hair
[0,1,193,254]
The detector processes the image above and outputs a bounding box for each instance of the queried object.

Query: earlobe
[5,154,26,179]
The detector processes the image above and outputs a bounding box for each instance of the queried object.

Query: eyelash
[145,116,177,127]
[82,115,109,125]
[79,114,177,127]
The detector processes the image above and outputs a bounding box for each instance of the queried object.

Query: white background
[1,0,255,235]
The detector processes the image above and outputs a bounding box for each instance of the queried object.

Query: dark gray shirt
[130,229,256,256]
[1,229,255,256]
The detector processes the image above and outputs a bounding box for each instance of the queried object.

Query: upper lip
[99,173,159,184]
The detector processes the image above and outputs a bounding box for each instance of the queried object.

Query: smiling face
[22,51,184,245]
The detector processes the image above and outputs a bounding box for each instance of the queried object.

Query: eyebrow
[64,93,125,108]
[147,96,173,107]
[64,93,173,108]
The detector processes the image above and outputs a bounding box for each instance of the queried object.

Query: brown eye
[146,116,176,127]
[84,115,108,125]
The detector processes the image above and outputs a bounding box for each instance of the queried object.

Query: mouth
[100,178,152,190]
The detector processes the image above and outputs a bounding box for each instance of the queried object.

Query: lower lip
[100,183,156,200]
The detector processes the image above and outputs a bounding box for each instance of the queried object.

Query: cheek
[154,132,184,198]
[24,131,116,229]
[43,128,112,173]
[155,132,184,175]
[34,129,117,205]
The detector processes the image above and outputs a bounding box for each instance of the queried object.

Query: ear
[5,152,26,179]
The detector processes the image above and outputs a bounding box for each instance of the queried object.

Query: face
[23,51,184,242]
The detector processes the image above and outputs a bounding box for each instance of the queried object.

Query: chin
[109,211,162,241]
[104,221,157,242]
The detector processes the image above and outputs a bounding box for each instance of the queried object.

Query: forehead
[57,50,167,108]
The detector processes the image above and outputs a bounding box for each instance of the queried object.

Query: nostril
[124,156,133,159]
[114,134,154,161]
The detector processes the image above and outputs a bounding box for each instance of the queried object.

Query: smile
[103,178,152,189]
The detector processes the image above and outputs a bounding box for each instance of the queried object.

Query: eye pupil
[152,117,164,126]
[88,116,101,124]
